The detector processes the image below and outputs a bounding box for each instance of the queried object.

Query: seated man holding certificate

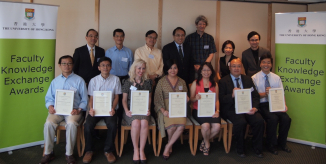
[40,55,88,164]
[190,62,221,156]
[218,58,264,158]
[252,54,291,155]
[121,59,152,163]
[83,57,121,163]
[154,59,189,160]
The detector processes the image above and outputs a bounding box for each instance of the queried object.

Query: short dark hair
[221,40,235,54]
[86,29,98,36]
[196,62,216,88]
[247,31,261,41]
[58,55,74,64]
[259,54,273,65]
[163,59,178,75]
[145,30,158,37]
[98,57,112,66]
[173,27,186,36]
[113,28,125,37]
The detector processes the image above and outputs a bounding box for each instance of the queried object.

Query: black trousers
[222,110,264,153]
[259,102,291,147]
[84,114,117,153]
[117,75,129,128]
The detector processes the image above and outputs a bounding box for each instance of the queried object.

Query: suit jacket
[162,41,194,84]
[73,45,105,84]
[218,74,260,116]
[241,47,271,77]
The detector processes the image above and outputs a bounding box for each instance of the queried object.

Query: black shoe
[253,149,264,158]
[133,160,140,164]
[281,145,292,153]
[39,152,55,164]
[267,145,278,155]
[236,149,246,158]
[140,160,147,164]
[162,155,169,161]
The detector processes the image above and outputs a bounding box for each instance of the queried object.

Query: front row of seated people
[40,54,291,164]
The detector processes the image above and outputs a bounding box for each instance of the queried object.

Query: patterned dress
[122,78,152,125]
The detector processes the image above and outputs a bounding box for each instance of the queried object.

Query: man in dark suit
[219,58,264,158]
[242,31,272,77]
[162,27,194,86]
[73,29,105,85]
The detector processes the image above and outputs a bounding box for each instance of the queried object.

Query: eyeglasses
[99,64,111,67]
[147,36,157,40]
[87,35,99,39]
[61,63,73,66]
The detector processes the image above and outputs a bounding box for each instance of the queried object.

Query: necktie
[90,48,95,66]
[265,75,270,88]
[235,78,240,88]
[178,45,183,62]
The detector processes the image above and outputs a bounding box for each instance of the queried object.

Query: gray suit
[241,47,271,77]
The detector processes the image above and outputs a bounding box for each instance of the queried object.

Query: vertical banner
[0,2,58,152]
[275,12,326,145]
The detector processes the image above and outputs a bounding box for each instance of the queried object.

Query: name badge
[148,54,154,59]
[208,90,213,93]
[97,58,100,62]
[178,86,183,91]
[121,57,128,62]
[227,62,230,66]
[204,45,209,49]
[70,87,77,93]
[130,86,137,91]
[251,87,254,92]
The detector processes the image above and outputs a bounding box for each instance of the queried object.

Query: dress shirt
[105,46,133,76]
[134,44,163,76]
[174,41,184,56]
[184,31,216,65]
[88,74,122,109]
[252,71,283,103]
[230,74,243,89]
[45,72,88,111]
[87,44,95,57]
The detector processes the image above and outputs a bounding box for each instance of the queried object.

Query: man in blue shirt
[40,55,88,164]
[105,28,133,129]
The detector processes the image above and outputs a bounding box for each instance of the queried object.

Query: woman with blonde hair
[122,59,152,164]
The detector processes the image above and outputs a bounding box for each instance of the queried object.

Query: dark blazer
[218,74,260,115]
[162,41,194,84]
[219,54,238,79]
[241,47,271,77]
[73,45,105,84]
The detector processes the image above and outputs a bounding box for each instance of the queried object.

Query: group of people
[40,15,291,164]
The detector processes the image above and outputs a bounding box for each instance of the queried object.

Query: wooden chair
[119,116,156,157]
[80,119,119,156]
[156,117,193,156]
[191,116,228,155]
[45,118,84,157]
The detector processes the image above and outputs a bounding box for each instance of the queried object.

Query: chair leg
[115,130,119,156]
[180,133,184,144]
[193,126,199,156]
[157,132,162,157]
[124,130,129,145]
[152,128,156,156]
[77,126,81,157]
[148,131,152,145]
[56,129,60,144]
[227,123,233,153]
[43,144,45,156]
[81,127,85,156]
[188,127,194,156]
[119,128,125,157]
[222,125,228,153]
[218,129,222,142]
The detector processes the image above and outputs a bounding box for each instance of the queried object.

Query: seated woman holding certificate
[190,62,221,156]
[154,59,189,160]
[121,59,152,164]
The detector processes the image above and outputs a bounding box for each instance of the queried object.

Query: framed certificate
[54,89,74,115]
[198,93,216,117]
[234,89,252,114]
[130,91,149,115]
[93,91,112,116]
[268,88,286,112]
[169,92,187,118]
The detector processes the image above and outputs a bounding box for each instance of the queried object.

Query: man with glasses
[73,29,105,86]
[219,58,264,158]
[134,30,163,118]
[83,57,121,163]
[162,27,194,86]
[40,55,88,164]
[242,31,272,77]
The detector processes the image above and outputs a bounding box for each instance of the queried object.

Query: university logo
[25,8,35,20]
[298,17,306,27]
